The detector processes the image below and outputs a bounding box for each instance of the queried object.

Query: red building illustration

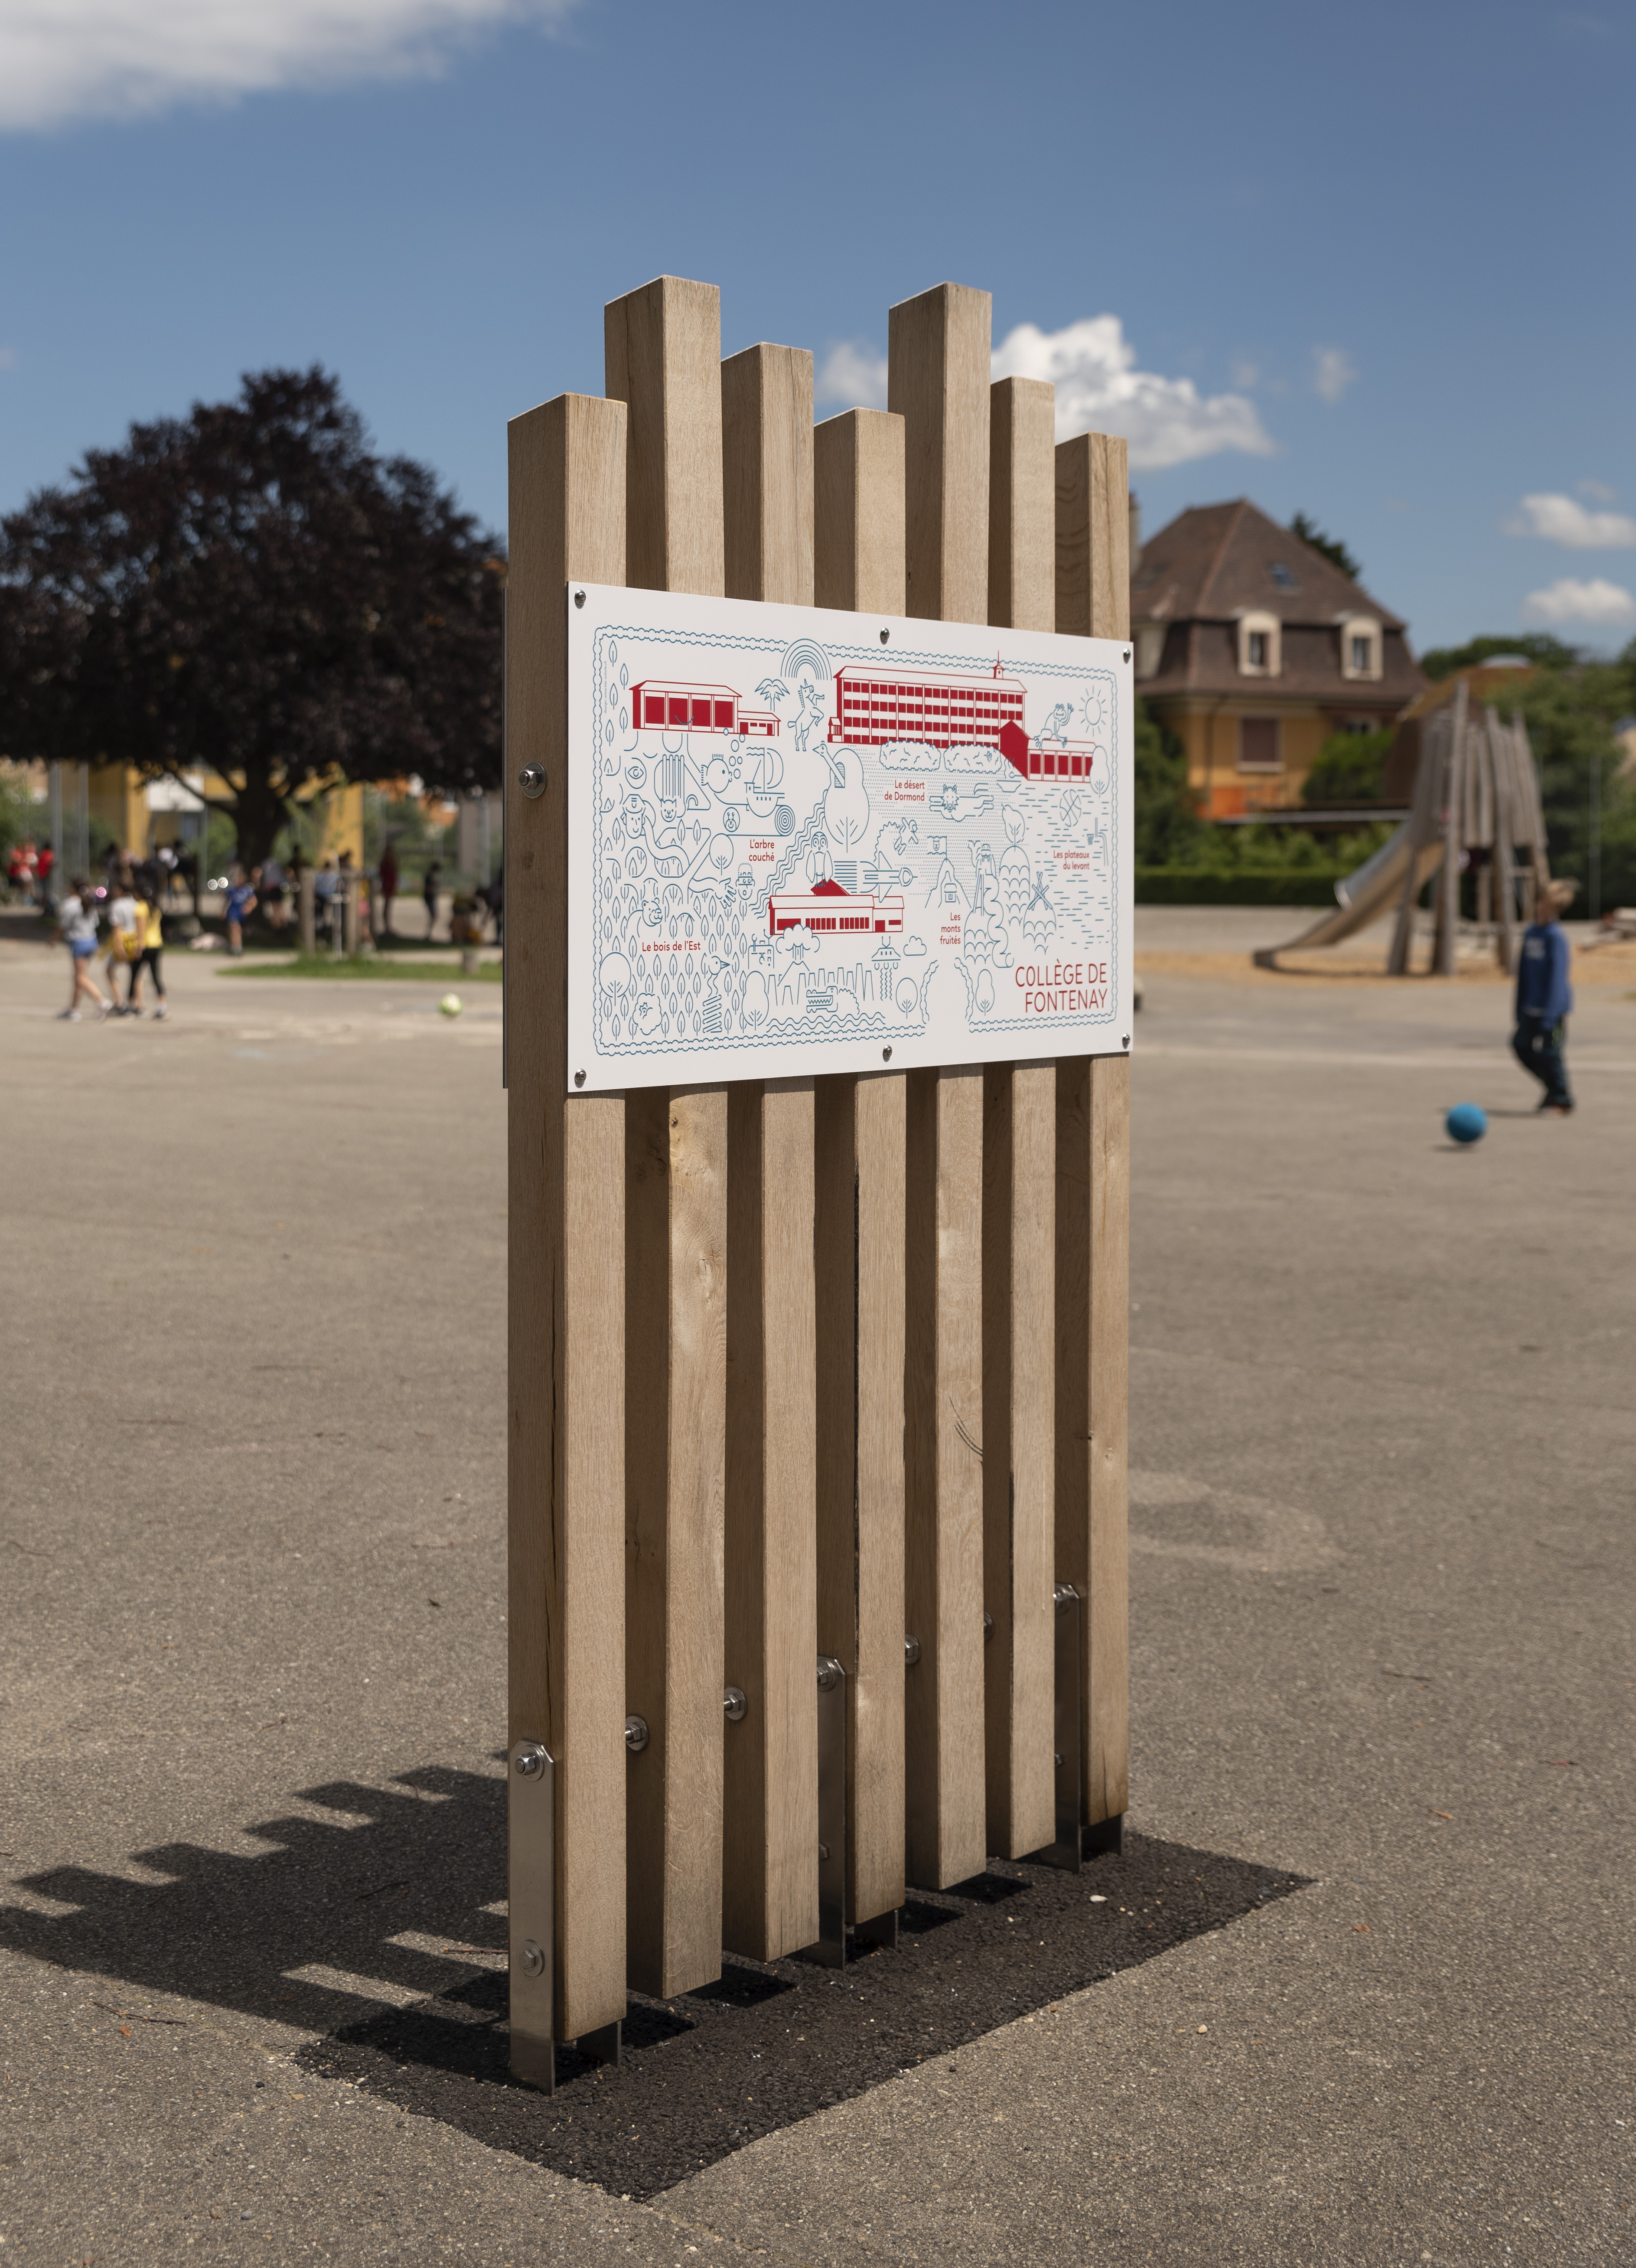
[828,659,1098,783]
[630,679,779,737]
[829,659,1025,753]
[768,878,905,937]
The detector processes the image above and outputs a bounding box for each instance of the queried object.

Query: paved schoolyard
[1,916,1632,2265]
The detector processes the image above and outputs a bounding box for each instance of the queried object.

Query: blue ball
[1446,1102,1488,1145]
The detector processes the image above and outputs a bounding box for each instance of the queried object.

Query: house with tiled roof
[1131,499,1424,816]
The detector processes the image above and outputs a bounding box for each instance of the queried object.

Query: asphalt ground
[1,912,1633,2265]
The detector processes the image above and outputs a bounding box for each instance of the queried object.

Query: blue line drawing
[583,616,1124,1066]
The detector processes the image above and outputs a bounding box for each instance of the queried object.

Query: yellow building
[1131,500,1424,817]
[86,764,364,867]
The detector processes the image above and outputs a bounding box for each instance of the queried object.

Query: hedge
[1134,867,1348,907]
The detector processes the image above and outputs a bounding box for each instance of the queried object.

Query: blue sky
[2,0,1632,654]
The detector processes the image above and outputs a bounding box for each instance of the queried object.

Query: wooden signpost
[506,276,1131,2078]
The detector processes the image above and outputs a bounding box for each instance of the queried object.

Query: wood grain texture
[1053,1055,1130,1826]
[981,376,1057,1858]
[903,1066,987,1887]
[608,278,729,1997]
[606,276,726,600]
[892,284,991,1889]
[888,283,992,628]
[722,344,814,608]
[723,1081,819,1959]
[987,377,1056,634]
[812,403,908,1923]
[1052,426,1130,1833]
[1054,432,1131,642]
[720,340,820,1961]
[981,1061,1056,1858]
[814,410,906,616]
[815,1070,907,1926]
[506,392,628,2040]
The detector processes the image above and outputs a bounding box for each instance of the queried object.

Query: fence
[505,275,1130,2082]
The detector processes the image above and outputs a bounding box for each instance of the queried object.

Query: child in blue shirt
[1512,878,1577,1113]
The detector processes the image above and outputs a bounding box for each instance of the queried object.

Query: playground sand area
[1135,905,1636,988]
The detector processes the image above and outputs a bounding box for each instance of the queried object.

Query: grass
[219,954,502,983]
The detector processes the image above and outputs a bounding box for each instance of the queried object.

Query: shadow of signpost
[3,1768,1307,2200]
[0,1764,515,2043]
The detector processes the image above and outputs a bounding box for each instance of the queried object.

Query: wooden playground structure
[1257,679,1553,975]
[504,276,1131,2080]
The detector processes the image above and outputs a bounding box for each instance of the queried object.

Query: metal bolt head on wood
[723,1685,747,1723]
[625,1715,650,1754]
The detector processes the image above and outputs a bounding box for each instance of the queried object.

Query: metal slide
[1252,818,1443,967]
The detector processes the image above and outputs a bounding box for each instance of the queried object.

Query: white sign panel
[566,584,1133,1093]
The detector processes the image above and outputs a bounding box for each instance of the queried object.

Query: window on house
[1238,718,1281,772]
[1238,611,1280,676]
[1271,563,1296,591]
[1340,617,1381,681]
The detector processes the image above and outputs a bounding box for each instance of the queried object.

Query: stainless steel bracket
[1040,1584,1082,1872]
[507,1738,555,2092]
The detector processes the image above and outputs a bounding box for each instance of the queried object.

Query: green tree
[1302,728,1393,805]
[1498,648,1636,911]
[0,369,504,869]
[1289,512,1361,581]
[1133,699,1204,864]
[1418,632,1579,682]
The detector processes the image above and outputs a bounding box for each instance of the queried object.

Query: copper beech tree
[0,368,503,867]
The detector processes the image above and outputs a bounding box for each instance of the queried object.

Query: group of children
[55,866,169,1022]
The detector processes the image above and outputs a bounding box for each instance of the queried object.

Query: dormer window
[1339,615,1382,681]
[1270,562,1297,592]
[1236,610,1281,677]
[1134,622,1166,679]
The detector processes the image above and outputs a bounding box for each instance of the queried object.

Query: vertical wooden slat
[606,277,728,1997]
[981,1061,1056,1857]
[723,344,815,608]
[724,1081,819,1956]
[607,276,726,598]
[903,1067,987,1885]
[982,373,1057,1859]
[720,339,821,1960]
[987,376,1056,636]
[1053,426,1131,1836]
[1054,431,1130,642]
[890,283,991,627]
[507,391,629,2040]
[814,410,906,615]
[814,414,908,1926]
[890,283,991,1889]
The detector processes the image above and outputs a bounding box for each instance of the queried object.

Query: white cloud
[1522,577,1636,626]
[1229,357,1260,389]
[0,0,575,132]
[991,316,1274,470]
[1312,346,1356,405]
[1508,492,1636,548]
[815,339,888,414]
[1578,478,1616,504]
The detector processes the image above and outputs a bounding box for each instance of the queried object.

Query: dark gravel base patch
[297,1831,1305,2200]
